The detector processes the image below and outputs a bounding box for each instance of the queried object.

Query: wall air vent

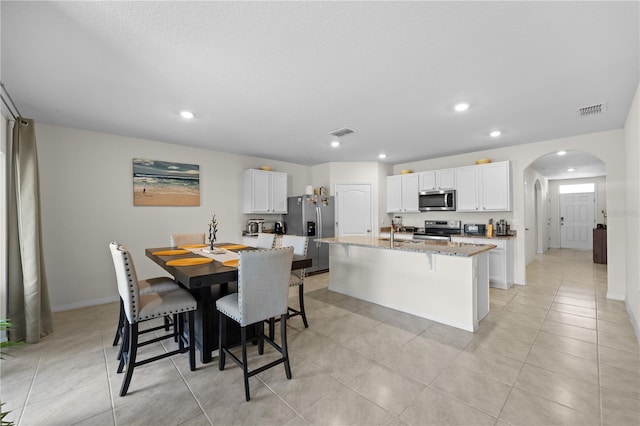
[329,127,355,137]
[578,103,607,117]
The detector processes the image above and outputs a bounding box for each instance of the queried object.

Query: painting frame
[133,158,200,206]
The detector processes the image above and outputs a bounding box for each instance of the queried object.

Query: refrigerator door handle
[316,206,322,247]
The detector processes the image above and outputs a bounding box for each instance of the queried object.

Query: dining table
[145,242,312,363]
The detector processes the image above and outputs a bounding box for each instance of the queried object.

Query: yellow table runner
[218,244,249,251]
[222,259,239,268]
[166,257,213,266]
[152,249,190,256]
[178,244,209,249]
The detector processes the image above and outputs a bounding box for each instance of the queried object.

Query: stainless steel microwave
[418,190,456,211]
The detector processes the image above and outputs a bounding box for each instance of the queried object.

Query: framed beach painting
[133,158,200,206]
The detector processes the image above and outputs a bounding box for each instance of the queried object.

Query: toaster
[463,223,486,235]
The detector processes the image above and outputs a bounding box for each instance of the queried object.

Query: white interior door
[335,184,372,237]
[559,192,595,250]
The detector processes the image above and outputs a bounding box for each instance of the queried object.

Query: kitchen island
[315,236,495,332]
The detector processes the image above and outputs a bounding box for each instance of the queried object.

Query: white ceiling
[1,1,638,167]
[529,150,606,180]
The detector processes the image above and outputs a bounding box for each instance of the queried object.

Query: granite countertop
[315,236,496,257]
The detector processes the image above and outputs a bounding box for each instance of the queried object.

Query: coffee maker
[274,221,286,235]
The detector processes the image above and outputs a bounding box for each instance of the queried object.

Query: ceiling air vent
[329,127,355,137]
[578,103,607,117]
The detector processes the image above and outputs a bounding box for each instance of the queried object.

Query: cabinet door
[419,171,436,191]
[402,173,420,212]
[481,162,511,211]
[488,249,506,284]
[248,169,271,213]
[386,175,403,213]
[270,172,288,213]
[436,169,455,189]
[455,166,480,211]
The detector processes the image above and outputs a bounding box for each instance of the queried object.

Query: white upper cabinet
[455,161,511,212]
[455,166,481,211]
[480,162,511,211]
[243,169,288,214]
[386,173,419,213]
[419,168,455,191]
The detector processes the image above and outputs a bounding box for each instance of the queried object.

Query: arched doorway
[524,150,606,265]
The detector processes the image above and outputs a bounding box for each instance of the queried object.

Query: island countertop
[315,236,495,257]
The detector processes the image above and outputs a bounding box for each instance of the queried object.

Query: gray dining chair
[169,233,206,247]
[216,247,294,401]
[109,242,197,396]
[255,232,276,249]
[270,235,309,336]
[111,241,180,355]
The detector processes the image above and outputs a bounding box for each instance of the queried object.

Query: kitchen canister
[305,185,314,195]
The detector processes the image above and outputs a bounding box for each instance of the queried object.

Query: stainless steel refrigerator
[286,195,335,274]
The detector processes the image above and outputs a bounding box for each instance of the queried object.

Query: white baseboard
[606,292,625,301]
[52,295,119,312]
[625,300,640,342]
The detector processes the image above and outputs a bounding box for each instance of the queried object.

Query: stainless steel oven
[413,220,461,241]
[418,190,456,212]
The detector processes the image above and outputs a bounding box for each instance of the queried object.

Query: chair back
[170,233,205,247]
[237,247,294,326]
[109,242,140,323]
[280,235,308,257]
[255,233,276,249]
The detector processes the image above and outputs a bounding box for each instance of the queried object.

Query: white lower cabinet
[451,237,514,289]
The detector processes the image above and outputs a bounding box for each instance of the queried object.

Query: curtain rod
[0,82,21,120]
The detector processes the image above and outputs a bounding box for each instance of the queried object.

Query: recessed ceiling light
[180,111,194,119]
[331,141,340,148]
[378,153,387,159]
[454,102,470,112]
[490,130,501,137]
[567,168,575,172]
[557,150,567,156]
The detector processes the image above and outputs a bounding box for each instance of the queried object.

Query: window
[558,183,595,194]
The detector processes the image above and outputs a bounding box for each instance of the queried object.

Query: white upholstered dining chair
[111,242,180,355]
[169,233,206,247]
[216,247,294,401]
[109,242,197,396]
[276,235,309,329]
[255,232,276,249]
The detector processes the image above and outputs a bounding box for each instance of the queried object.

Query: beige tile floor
[2,249,639,425]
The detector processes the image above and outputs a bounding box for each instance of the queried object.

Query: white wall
[624,82,640,339]
[547,176,607,248]
[523,167,549,264]
[393,129,627,299]
[35,123,309,311]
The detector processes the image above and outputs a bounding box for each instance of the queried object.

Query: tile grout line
[101,338,118,426]
[15,352,43,426]
[169,356,214,426]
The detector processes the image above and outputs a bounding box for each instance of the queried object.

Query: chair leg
[218,312,226,371]
[113,299,125,346]
[280,314,292,380]
[119,322,139,397]
[258,323,264,355]
[188,311,196,371]
[268,318,275,340]
[241,327,251,401]
[117,323,129,373]
[178,312,185,352]
[172,313,178,342]
[298,284,309,328]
